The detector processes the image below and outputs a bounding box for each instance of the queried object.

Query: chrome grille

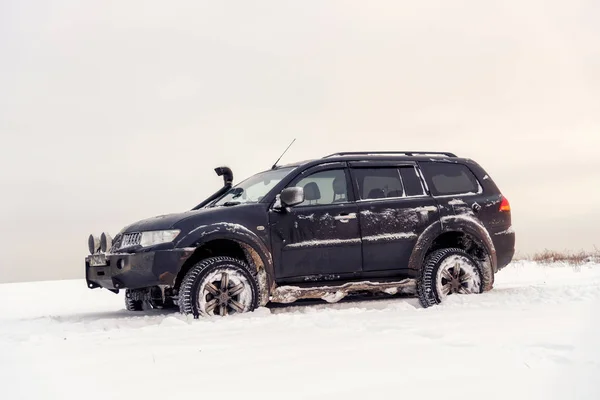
[120,232,142,249]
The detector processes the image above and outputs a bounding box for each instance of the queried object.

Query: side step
[270,279,417,304]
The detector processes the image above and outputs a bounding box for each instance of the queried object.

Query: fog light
[100,232,113,253]
[117,259,125,269]
[88,234,101,255]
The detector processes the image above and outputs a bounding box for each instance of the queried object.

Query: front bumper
[85,248,195,291]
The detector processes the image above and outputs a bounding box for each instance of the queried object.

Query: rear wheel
[178,256,259,318]
[125,287,177,311]
[124,289,147,311]
[418,248,483,308]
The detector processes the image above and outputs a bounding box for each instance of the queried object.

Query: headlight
[140,230,180,247]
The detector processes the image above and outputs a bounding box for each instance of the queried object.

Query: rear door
[349,162,439,273]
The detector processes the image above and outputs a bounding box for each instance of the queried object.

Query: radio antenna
[271,138,296,169]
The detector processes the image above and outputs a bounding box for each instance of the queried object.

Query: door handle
[334,213,357,222]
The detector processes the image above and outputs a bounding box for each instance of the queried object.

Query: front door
[269,164,362,284]
[350,163,439,273]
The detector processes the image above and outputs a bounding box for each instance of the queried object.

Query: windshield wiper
[222,201,241,207]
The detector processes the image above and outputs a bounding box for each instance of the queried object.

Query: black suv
[85,151,515,317]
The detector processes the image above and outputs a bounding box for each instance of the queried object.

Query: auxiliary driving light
[100,232,113,253]
[88,234,101,255]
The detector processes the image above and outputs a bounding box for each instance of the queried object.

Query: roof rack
[323,151,457,158]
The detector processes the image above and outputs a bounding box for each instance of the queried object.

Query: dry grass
[517,248,600,265]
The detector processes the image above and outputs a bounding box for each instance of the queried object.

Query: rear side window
[419,162,480,196]
[353,168,403,199]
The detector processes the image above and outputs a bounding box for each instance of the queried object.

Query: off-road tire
[178,256,260,318]
[418,248,483,308]
[124,289,145,311]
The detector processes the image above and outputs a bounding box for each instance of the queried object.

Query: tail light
[499,196,511,212]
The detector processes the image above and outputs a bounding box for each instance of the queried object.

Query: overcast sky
[1,1,599,283]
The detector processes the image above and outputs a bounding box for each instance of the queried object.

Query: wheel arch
[409,217,497,291]
[174,225,273,305]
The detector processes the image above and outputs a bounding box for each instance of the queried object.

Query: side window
[353,168,403,200]
[293,169,349,206]
[399,166,426,197]
[419,162,480,196]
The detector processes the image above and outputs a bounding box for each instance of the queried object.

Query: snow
[362,232,417,242]
[286,238,361,248]
[495,226,515,235]
[1,262,600,399]
[271,279,416,304]
[412,205,438,213]
[448,198,467,205]
[189,222,255,236]
[319,213,332,220]
[321,291,346,303]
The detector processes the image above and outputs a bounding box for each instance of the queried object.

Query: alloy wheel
[197,268,253,316]
[436,255,482,298]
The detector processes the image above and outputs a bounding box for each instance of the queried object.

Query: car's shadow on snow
[29,294,422,324]
[38,308,177,323]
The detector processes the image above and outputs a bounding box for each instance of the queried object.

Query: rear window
[352,166,427,200]
[419,162,480,196]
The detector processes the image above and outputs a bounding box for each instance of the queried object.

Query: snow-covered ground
[1,261,599,400]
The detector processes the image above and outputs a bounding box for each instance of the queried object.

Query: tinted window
[400,166,425,196]
[420,162,480,196]
[353,168,403,200]
[294,169,348,206]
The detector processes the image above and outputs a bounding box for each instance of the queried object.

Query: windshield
[213,167,295,206]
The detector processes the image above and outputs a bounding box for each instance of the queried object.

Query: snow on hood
[119,207,225,234]
[119,212,191,233]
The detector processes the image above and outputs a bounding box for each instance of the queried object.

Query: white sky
[1,1,599,283]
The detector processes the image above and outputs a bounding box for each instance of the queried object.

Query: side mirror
[280,187,304,207]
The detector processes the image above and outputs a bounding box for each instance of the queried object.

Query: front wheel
[418,248,483,308]
[178,256,259,318]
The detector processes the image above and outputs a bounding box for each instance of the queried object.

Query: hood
[118,206,243,234]
[120,209,206,233]
[120,212,191,233]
